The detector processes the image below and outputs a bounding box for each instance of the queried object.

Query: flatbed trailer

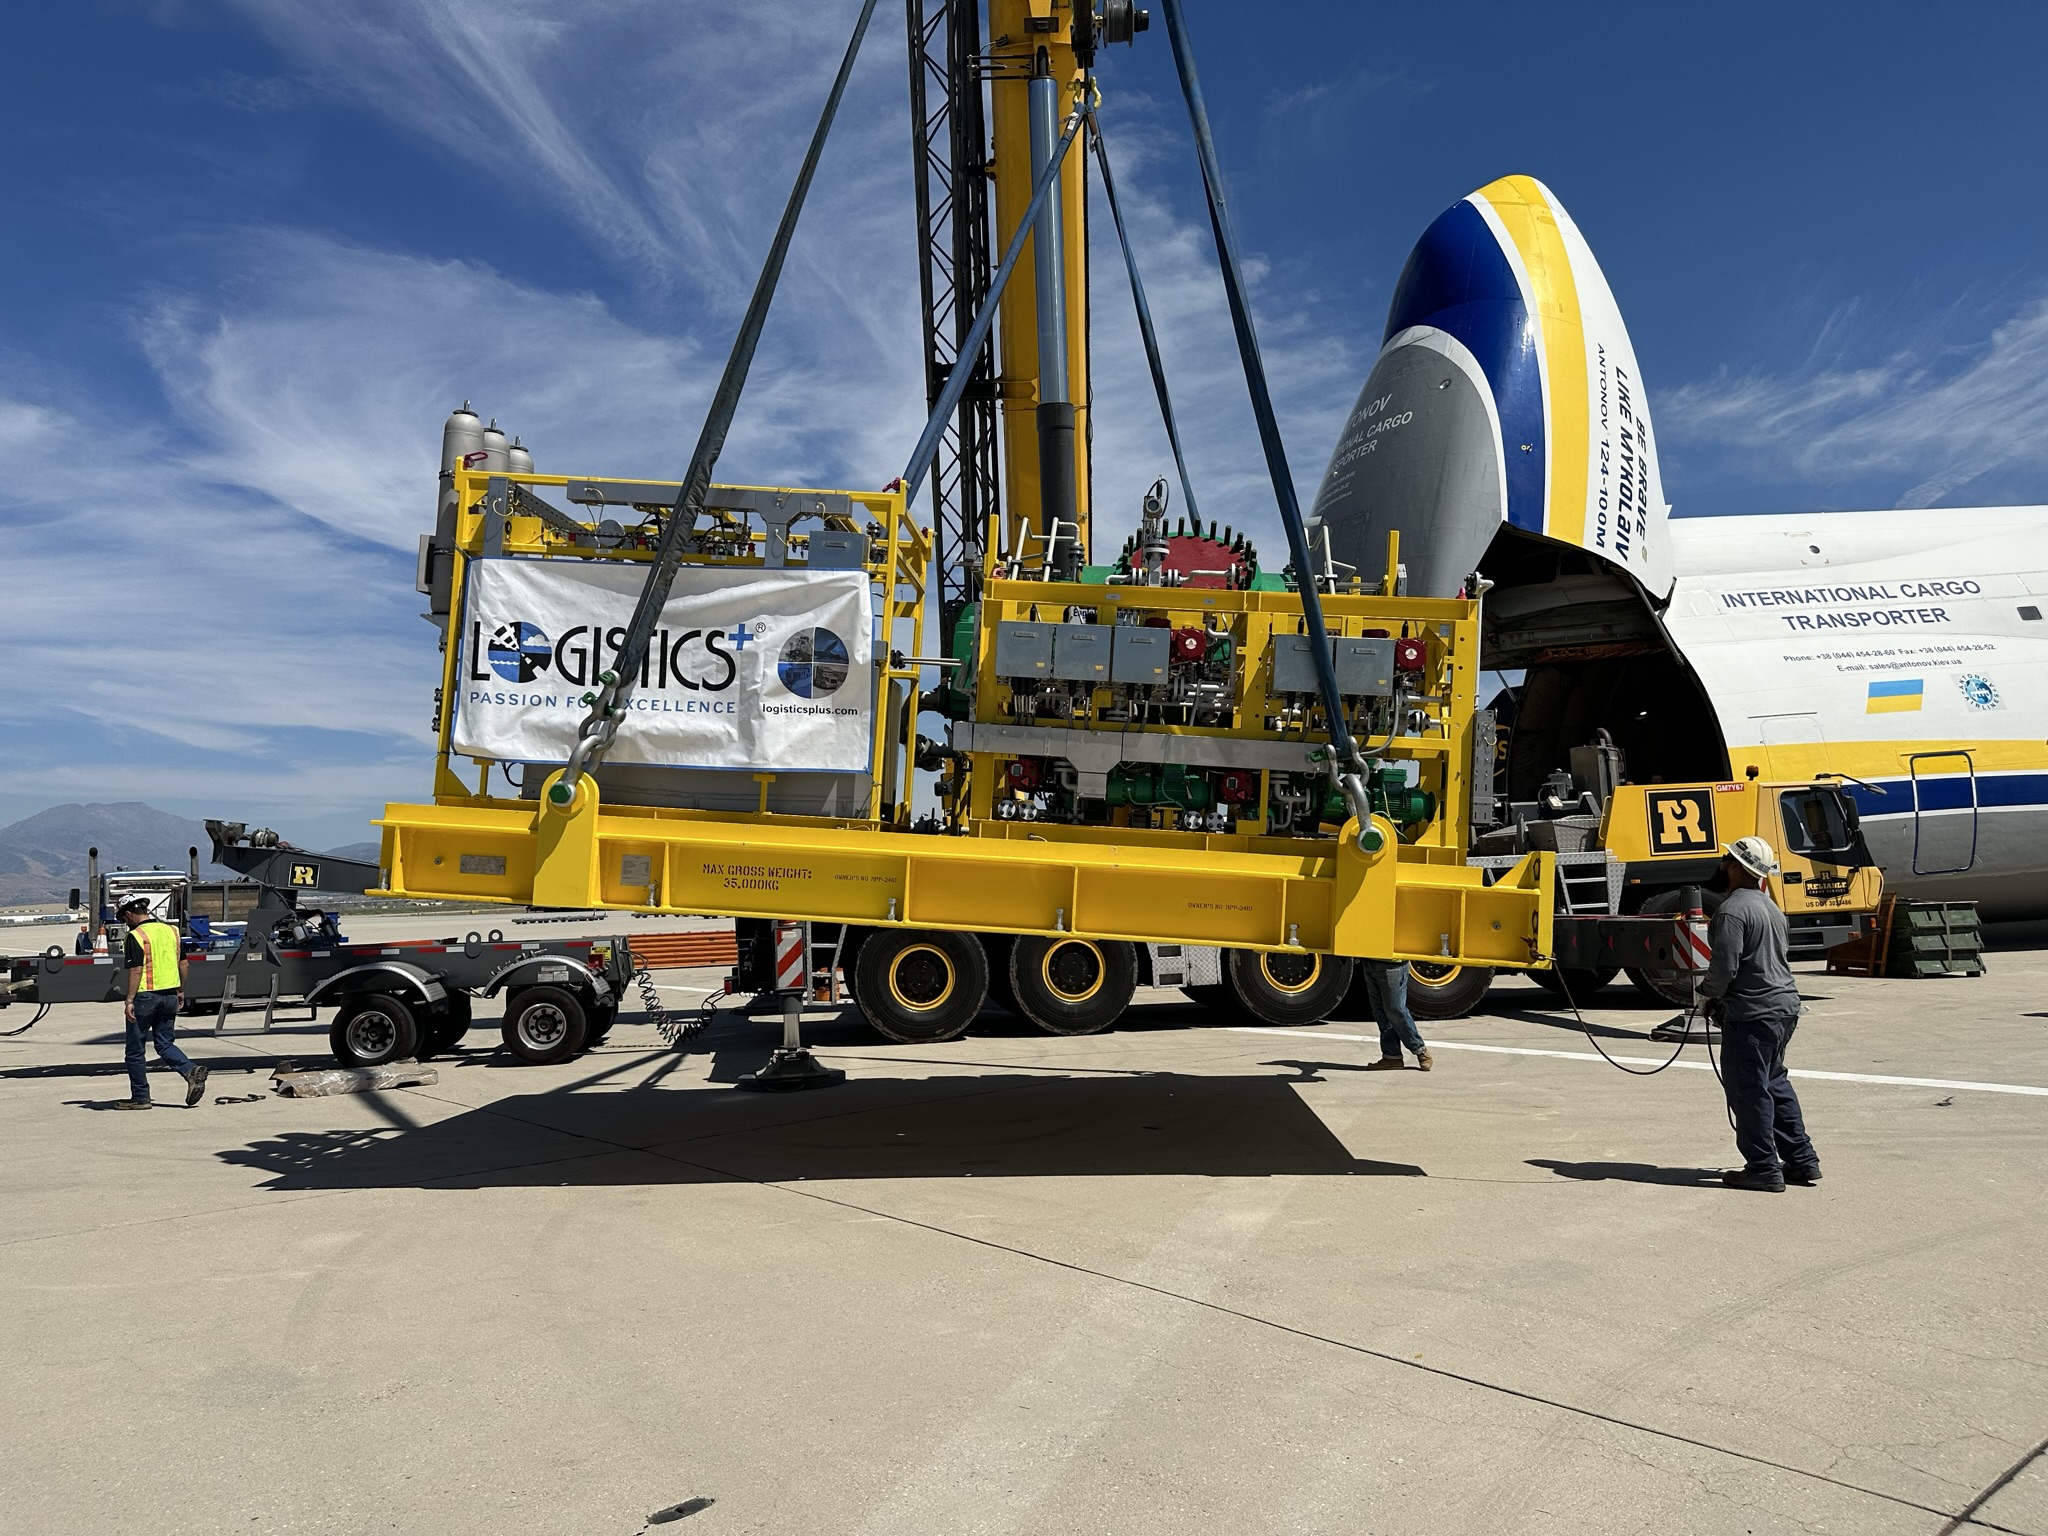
[5,823,638,1068]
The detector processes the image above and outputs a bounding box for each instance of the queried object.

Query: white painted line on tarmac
[1227,1027,2048,1098]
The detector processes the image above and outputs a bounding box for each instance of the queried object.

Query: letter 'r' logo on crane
[1645,789,1716,854]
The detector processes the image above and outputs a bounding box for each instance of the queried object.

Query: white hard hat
[1725,836,1780,879]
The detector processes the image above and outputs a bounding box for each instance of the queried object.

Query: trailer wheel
[855,929,986,1044]
[1227,949,1356,1027]
[330,994,420,1067]
[502,984,589,1065]
[1530,965,1618,1004]
[1404,962,1495,1020]
[418,994,472,1060]
[584,999,618,1045]
[1010,936,1136,1036]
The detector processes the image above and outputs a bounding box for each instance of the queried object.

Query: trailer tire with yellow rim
[1009,935,1137,1036]
[1403,961,1495,1020]
[1226,948,1356,1028]
[854,928,988,1044]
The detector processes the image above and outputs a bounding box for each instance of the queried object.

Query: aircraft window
[1780,790,1864,866]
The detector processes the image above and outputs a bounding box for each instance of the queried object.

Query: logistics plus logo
[487,621,553,684]
[468,618,749,692]
[776,627,850,698]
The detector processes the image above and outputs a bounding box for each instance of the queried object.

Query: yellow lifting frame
[380,469,1552,968]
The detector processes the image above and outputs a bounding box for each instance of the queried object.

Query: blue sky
[4,1,2044,849]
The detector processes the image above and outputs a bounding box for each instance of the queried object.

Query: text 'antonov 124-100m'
[1311,174,2048,920]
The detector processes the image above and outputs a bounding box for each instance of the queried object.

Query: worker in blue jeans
[112,897,207,1110]
[1699,837,1819,1192]
[1360,959,1433,1072]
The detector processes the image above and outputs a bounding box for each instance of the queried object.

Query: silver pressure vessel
[439,401,484,475]
[507,436,534,475]
[480,419,510,472]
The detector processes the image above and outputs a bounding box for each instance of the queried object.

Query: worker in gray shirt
[1698,836,1819,1192]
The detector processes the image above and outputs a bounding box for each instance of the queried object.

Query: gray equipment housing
[1110,627,1170,685]
[1272,634,1395,696]
[1050,623,1112,682]
[994,621,1055,679]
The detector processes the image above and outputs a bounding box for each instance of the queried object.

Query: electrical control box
[1271,633,1396,696]
[994,621,1054,680]
[1109,626,1170,685]
[1050,623,1112,683]
[1271,633,1324,695]
[807,530,868,570]
[1332,636,1395,697]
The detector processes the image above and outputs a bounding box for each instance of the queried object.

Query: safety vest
[130,919,182,992]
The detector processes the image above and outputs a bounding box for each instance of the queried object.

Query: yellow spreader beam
[378,783,1551,966]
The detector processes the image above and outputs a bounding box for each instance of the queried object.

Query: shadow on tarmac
[1526,1158,1723,1188]
[218,1071,1427,1190]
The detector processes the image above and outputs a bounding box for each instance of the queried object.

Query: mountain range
[0,803,370,906]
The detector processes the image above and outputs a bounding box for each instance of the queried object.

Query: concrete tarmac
[2,930,2042,1535]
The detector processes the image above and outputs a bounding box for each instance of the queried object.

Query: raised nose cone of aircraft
[1311,175,1671,600]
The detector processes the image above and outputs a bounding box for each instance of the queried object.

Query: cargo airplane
[1311,175,2048,919]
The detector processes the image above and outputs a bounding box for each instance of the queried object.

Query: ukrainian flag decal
[1867,678,1924,713]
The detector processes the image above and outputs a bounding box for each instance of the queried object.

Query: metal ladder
[1555,852,1622,915]
[806,922,850,1004]
[211,973,315,1035]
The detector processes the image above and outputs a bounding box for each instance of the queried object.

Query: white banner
[451,558,873,772]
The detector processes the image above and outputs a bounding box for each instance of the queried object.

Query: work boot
[1363,1057,1405,1072]
[111,1099,152,1111]
[184,1066,210,1108]
[1415,1048,1434,1072]
[1722,1165,1785,1193]
[1784,1164,1822,1186]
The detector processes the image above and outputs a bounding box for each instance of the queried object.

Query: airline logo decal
[1645,788,1716,854]
[1867,679,1924,714]
[1958,674,2002,710]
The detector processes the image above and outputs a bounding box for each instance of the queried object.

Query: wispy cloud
[224,0,1368,552]
[1660,290,2048,510]
[1086,98,1375,555]
[0,1,1383,848]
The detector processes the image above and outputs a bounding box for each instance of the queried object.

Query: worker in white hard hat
[1698,836,1819,1192]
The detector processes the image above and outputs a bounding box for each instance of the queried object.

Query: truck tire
[1404,961,1495,1020]
[419,993,472,1059]
[1530,965,1618,1004]
[330,994,420,1067]
[836,925,871,1007]
[1009,936,1136,1036]
[982,934,1019,1015]
[502,984,589,1065]
[854,929,987,1044]
[1226,949,1355,1028]
[1625,890,1722,1007]
[584,999,618,1046]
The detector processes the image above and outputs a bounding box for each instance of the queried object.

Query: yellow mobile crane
[382,0,1555,1074]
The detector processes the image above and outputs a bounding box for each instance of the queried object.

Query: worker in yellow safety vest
[112,897,206,1110]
